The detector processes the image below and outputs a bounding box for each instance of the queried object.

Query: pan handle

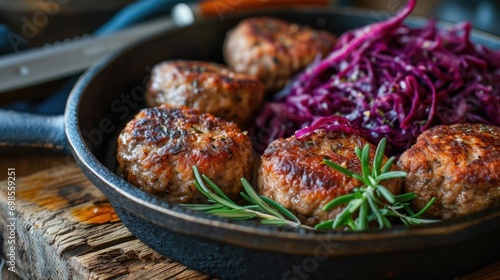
[0,110,69,153]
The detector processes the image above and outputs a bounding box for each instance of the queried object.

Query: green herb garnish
[182,166,313,230]
[315,138,439,231]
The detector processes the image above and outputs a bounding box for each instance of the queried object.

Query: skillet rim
[65,5,500,256]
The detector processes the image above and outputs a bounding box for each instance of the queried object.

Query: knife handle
[199,0,330,16]
[172,0,331,25]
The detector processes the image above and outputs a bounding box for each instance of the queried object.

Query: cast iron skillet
[1,6,499,280]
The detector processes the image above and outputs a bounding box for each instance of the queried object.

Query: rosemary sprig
[315,138,440,231]
[182,166,314,230]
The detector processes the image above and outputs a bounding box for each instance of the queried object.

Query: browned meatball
[397,123,500,219]
[223,17,336,92]
[258,131,401,226]
[117,105,253,204]
[145,60,264,129]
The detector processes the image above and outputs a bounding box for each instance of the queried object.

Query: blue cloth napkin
[1,0,186,115]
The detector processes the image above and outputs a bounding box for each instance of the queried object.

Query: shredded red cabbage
[250,0,500,155]
[293,115,360,139]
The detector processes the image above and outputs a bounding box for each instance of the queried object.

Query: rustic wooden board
[0,164,211,280]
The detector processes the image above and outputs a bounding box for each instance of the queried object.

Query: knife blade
[0,16,174,93]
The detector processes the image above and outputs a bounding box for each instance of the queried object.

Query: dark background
[345,0,500,35]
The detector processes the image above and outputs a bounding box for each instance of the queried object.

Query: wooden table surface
[1,152,499,280]
[0,153,211,280]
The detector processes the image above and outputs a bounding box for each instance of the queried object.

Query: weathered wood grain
[0,164,210,280]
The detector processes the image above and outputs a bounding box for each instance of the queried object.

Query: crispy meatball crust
[397,123,500,219]
[223,17,336,92]
[117,105,253,204]
[145,60,265,128]
[258,131,401,226]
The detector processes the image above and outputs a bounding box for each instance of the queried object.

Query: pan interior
[69,7,500,244]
